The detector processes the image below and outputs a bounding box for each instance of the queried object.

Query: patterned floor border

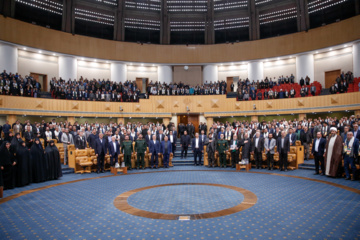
[0,170,359,207]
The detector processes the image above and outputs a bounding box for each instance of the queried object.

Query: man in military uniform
[217,134,229,168]
[135,134,147,170]
[121,135,133,170]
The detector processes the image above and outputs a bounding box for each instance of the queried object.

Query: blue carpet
[128,185,244,214]
[0,167,359,239]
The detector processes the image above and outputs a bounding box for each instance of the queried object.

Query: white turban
[330,127,337,132]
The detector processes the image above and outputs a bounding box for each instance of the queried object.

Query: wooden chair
[75,149,92,174]
[295,140,301,146]
[262,151,268,169]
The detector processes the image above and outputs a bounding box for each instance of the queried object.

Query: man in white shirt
[192,133,203,166]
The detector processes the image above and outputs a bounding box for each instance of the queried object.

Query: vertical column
[160,0,170,44]
[248,0,259,40]
[353,42,360,78]
[296,53,314,83]
[205,0,214,44]
[203,65,218,83]
[117,117,125,125]
[298,113,307,120]
[111,63,127,82]
[0,43,18,74]
[59,56,77,80]
[62,0,74,33]
[6,114,17,125]
[248,61,264,81]
[163,117,171,127]
[67,116,75,124]
[251,115,258,122]
[354,110,360,117]
[206,117,213,134]
[158,65,173,84]
[296,0,309,32]
[114,0,125,41]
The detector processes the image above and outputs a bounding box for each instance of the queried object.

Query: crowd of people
[147,80,227,95]
[1,114,359,185]
[329,71,359,94]
[0,70,42,97]
[235,74,322,100]
[0,136,62,197]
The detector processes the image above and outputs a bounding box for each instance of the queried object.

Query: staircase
[298,159,316,171]
[172,139,196,166]
[61,165,75,174]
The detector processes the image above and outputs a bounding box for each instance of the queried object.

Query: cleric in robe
[16,140,32,187]
[324,127,343,177]
[30,138,47,183]
[44,140,62,180]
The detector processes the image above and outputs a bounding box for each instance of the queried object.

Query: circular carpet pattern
[127,184,244,215]
[0,169,359,239]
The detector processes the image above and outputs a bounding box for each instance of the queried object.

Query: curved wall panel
[0,15,359,64]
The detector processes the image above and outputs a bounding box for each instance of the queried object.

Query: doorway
[30,73,48,91]
[177,114,199,135]
[136,77,149,93]
[324,70,341,89]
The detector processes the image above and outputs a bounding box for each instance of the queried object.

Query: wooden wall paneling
[1,92,360,118]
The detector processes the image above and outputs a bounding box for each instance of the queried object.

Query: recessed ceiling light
[277,58,280,60]
[81,58,84,61]
[38,50,42,54]
[23,47,27,50]
[106,61,109,63]
[231,63,234,65]
[344,45,347,47]
[316,51,319,54]
[152,64,155,66]
[329,48,332,51]
[94,59,97,62]
[53,53,56,56]
[141,63,144,66]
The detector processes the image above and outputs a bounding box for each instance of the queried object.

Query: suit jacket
[264,138,276,154]
[168,133,177,144]
[75,135,87,149]
[157,133,165,142]
[229,139,241,152]
[87,134,98,149]
[24,131,34,143]
[180,135,191,146]
[343,138,359,158]
[353,129,360,141]
[311,137,326,156]
[95,138,107,155]
[108,141,120,156]
[160,141,172,155]
[274,131,282,140]
[191,138,203,151]
[287,133,296,145]
[240,138,252,159]
[199,134,207,144]
[276,137,290,153]
[149,140,160,153]
[61,133,74,144]
[251,136,264,153]
[145,134,153,145]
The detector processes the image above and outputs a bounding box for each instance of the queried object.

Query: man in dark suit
[75,131,87,149]
[229,135,241,168]
[108,136,120,167]
[192,133,203,166]
[157,129,165,143]
[273,127,281,141]
[311,132,326,175]
[199,130,207,144]
[87,129,98,149]
[180,130,191,159]
[24,126,34,149]
[277,131,290,171]
[148,135,160,168]
[168,130,177,154]
[145,130,153,146]
[251,131,264,169]
[287,128,296,146]
[352,123,360,141]
[95,133,107,173]
[343,131,359,180]
[160,136,172,168]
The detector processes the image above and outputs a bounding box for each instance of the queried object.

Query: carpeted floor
[0,166,359,239]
